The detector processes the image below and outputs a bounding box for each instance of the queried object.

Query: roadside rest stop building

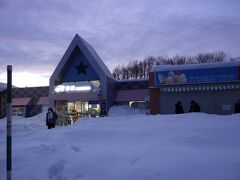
[0,34,240,124]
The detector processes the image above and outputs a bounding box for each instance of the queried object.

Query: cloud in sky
[0,0,240,87]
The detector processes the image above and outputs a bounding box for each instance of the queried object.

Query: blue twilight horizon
[0,0,240,87]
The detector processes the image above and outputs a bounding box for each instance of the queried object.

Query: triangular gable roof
[50,34,113,84]
[80,37,113,78]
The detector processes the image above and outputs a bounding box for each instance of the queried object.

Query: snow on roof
[117,79,149,83]
[151,61,240,72]
[12,98,31,106]
[37,97,49,105]
[80,36,113,78]
[50,34,113,84]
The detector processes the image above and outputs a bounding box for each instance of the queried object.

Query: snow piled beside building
[0,106,240,180]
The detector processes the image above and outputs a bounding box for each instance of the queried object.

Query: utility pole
[7,65,12,180]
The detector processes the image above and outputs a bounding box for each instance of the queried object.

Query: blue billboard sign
[155,66,240,85]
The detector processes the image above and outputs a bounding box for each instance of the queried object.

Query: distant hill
[0,82,7,90]
[0,82,17,91]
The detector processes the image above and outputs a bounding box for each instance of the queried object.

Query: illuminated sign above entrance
[54,82,94,93]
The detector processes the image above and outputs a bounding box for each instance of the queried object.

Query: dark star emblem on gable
[75,61,88,75]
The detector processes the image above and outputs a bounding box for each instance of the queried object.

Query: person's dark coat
[235,102,240,113]
[175,102,184,114]
[189,101,201,112]
[46,108,58,129]
[189,104,195,112]
[195,103,201,112]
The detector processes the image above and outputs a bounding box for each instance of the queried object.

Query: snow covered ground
[0,106,240,180]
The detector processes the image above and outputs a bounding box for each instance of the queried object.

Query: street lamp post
[7,65,12,180]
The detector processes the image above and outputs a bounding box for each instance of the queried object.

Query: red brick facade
[149,88,160,115]
[149,72,155,87]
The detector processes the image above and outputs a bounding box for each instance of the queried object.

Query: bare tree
[113,66,121,80]
[112,51,233,80]
[213,51,226,62]
[195,51,226,64]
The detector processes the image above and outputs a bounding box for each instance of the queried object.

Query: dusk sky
[0,0,240,87]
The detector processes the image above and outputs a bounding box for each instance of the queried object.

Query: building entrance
[55,100,101,125]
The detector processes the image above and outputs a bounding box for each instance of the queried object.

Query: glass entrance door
[56,100,101,125]
[56,101,67,125]
[75,101,89,117]
[89,104,100,117]
[67,102,78,123]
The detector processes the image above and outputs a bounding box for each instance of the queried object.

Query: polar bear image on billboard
[158,71,187,84]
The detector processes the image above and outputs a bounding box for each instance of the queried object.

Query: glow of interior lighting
[55,85,65,93]
[65,85,71,91]
[75,86,91,91]
[55,87,60,93]
[70,85,76,91]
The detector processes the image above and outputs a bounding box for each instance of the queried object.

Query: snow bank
[0,112,240,180]
[108,105,146,117]
[0,112,46,137]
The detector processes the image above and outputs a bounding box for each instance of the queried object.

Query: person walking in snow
[175,101,184,114]
[234,100,240,113]
[46,107,58,129]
